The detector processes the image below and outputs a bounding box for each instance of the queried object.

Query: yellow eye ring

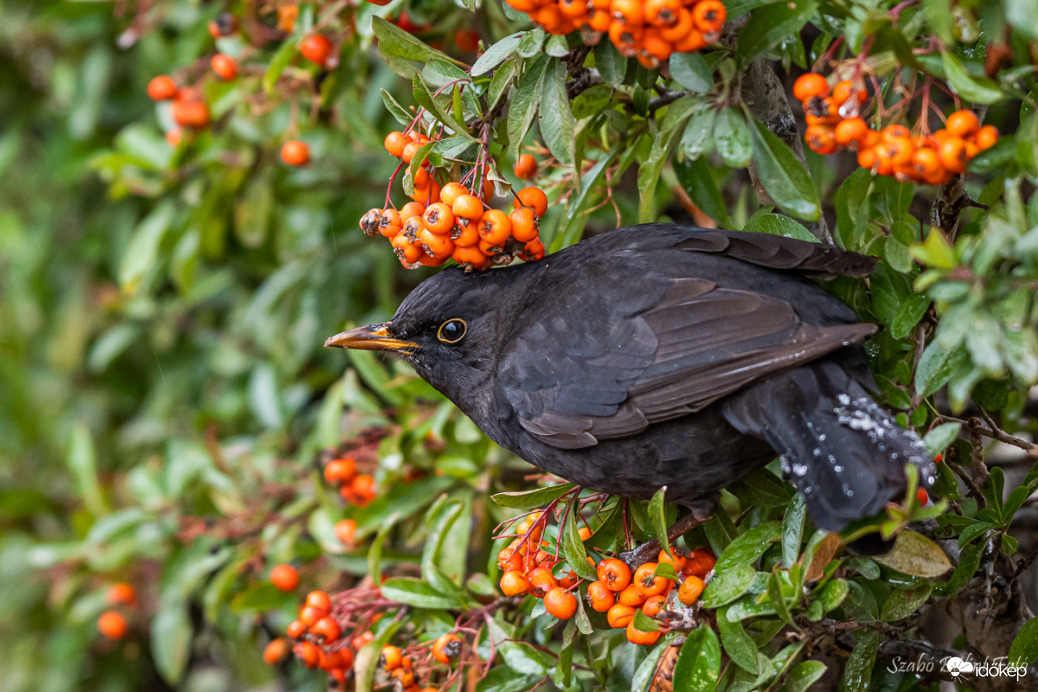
[437,319,467,344]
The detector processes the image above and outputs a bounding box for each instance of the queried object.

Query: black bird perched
[326,224,935,540]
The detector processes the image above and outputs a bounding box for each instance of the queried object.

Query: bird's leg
[619,510,710,569]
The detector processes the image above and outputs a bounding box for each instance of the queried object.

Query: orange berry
[452,194,484,221]
[626,620,662,645]
[857,147,877,170]
[830,79,855,105]
[352,630,374,650]
[513,186,548,216]
[544,587,578,619]
[597,558,632,592]
[147,75,178,101]
[528,566,557,598]
[324,457,357,484]
[633,563,670,597]
[165,128,183,147]
[451,244,490,269]
[642,594,666,618]
[391,668,416,687]
[334,518,358,547]
[106,582,137,607]
[478,209,512,245]
[305,590,331,612]
[917,488,929,505]
[423,203,455,235]
[300,34,334,67]
[586,580,616,612]
[577,526,592,541]
[439,182,468,208]
[975,125,999,150]
[263,638,289,665]
[286,620,307,639]
[280,140,310,166]
[399,201,427,223]
[347,474,377,504]
[270,564,299,592]
[937,137,968,174]
[934,453,943,464]
[432,633,463,664]
[678,575,706,606]
[691,0,725,32]
[97,610,128,640]
[500,569,531,596]
[453,221,481,248]
[384,131,407,157]
[606,602,636,628]
[645,0,681,25]
[881,124,911,141]
[419,228,455,259]
[805,124,837,155]
[401,141,423,165]
[657,548,685,572]
[455,28,480,52]
[659,8,693,41]
[513,154,538,180]
[311,616,342,642]
[834,117,869,148]
[619,584,648,606]
[381,645,403,671]
[911,147,940,178]
[520,237,545,262]
[877,136,914,167]
[211,53,237,80]
[295,640,320,668]
[682,549,716,579]
[379,209,402,238]
[409,179,440,206]
[946,110,980,138]
[171,99,210,129]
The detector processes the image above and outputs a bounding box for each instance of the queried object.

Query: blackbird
[326,224,935,538]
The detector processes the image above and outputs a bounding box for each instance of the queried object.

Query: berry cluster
[496,511,716,645]
[96,582,138,641]
[271,583,467,691]
[506,0,725,68]
[323,455,377,507]
[359,130,548,271]
[794,73,999,185]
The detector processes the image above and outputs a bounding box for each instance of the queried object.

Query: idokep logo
[942,656,1028,681]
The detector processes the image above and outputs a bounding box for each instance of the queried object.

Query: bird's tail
[721,356,936,532]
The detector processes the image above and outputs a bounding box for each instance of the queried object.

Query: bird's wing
[499,277,876,450]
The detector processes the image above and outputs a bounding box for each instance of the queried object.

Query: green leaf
[263,38,297,93]
[714,108,752,168]
[373,17,460,69]
[539,60,576,167]
[750,121,821,221]
[594,41,628,86]
[744,213,818,243]
[873,531,953,578]
[923,423,961,456]
[911,227,957,269]
[507,55,548,159]
[735,0,818,64]
[880,582,934,621]
[785,661,827,692]
[66,424,107,516]
[889,293,929,340]
[491,483,575,509]
[669,52,712,93]
[922,0,954,43]
[471,33,523,75]
[119,200,175,294]
[151,600,192,684]
[935,539,983,597]
[411,74,477,142]
[631,635,672,691]
[679,108,715,161]
[380,577,464,609]
[234,175,272,248]
[838,631,880,691]
[701,562,756,608]
[941,51,1003,104]
[517,29,546,58]
[648,487,672,560]
[673,157,731,227]
[782,494,806,568]
[1010,617,1038,666]
[717,606,759,674]
[562,502,598,581]
[638,128,676,223]
[768,569,795,626]
[672,626,721,691]
[422,499,464,588]
[915,343,969,397]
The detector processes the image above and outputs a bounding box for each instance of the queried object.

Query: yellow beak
[323,323,418,354]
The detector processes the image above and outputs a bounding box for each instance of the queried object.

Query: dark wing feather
[500,275,876,450]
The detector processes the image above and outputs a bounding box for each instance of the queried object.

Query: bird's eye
[437,319,467,344]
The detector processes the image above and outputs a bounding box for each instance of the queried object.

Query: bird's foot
[619,512,709,569]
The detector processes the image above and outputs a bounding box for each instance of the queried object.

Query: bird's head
[324,268,508,412]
